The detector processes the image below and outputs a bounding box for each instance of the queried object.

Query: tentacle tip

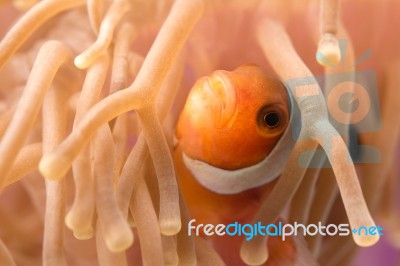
[353,234,380,247]
[105,228,134,253]
[74,55,89,69]
[316,33,341,67]
[159,218,182,236]
[164,253,180,266]
[240,244,268,266]
[65,213,94,240]
[39,155,64,180]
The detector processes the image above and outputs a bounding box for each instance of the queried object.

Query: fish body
[173,65,296,265]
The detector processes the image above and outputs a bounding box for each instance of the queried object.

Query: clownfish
[173,65,299,265]
[176,64,290,170]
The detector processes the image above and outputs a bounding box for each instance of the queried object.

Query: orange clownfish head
[175,64,290,171]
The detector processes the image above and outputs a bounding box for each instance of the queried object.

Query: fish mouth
[205,70,238,129]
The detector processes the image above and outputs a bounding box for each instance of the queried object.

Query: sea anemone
[0,0,399,265]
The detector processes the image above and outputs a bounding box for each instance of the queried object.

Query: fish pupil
[263,112,280,128]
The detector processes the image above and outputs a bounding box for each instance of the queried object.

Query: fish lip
[206,70,238,129]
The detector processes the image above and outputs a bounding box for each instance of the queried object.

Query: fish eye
[257,105,287,132]
[263,112,281,128]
